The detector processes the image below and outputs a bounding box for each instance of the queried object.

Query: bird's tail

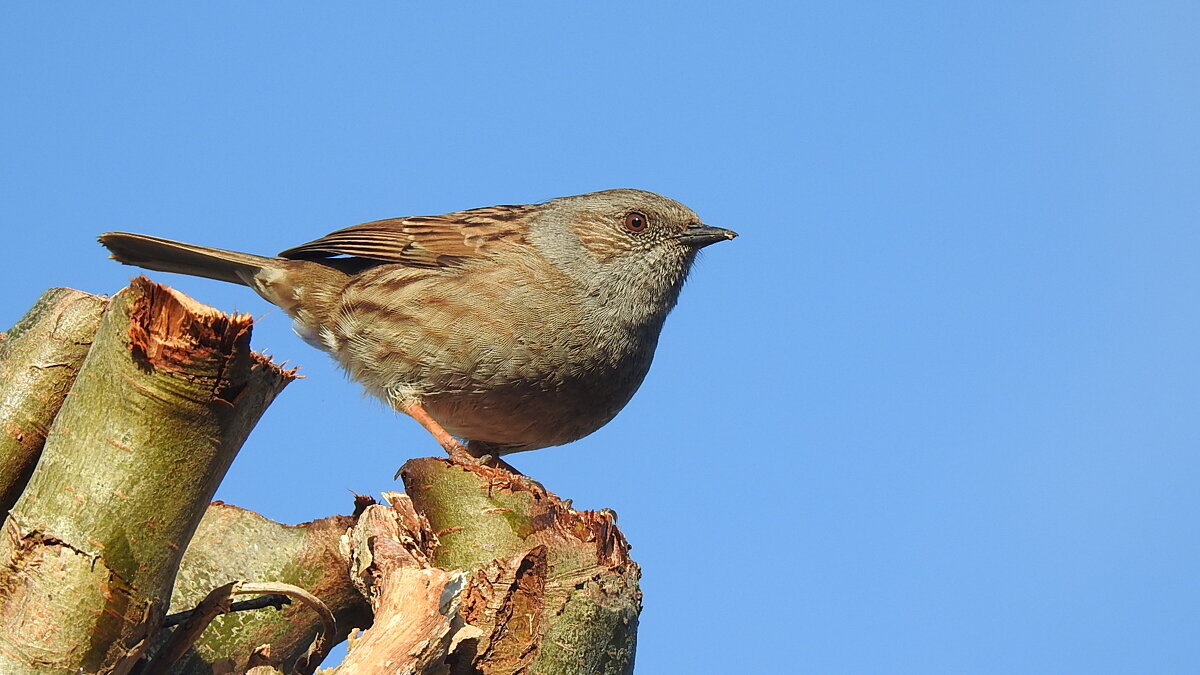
[99,232,274,287]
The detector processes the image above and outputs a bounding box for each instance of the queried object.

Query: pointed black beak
[678,223,738,248]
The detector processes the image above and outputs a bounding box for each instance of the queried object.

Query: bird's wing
[278,204,538,267]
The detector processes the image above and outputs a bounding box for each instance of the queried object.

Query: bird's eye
[624,211,649,233]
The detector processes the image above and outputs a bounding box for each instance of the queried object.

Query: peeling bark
[335,492,472,674]
[332,459,642,674]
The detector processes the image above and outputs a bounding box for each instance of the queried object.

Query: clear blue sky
[4,3,1199,673]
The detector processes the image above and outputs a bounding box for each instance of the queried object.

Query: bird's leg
[398,402,521,475]
[467,440,525,475]
[400,401,475,463]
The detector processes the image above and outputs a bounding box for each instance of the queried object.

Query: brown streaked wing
[278,204,538,267]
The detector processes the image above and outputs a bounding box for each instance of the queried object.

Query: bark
[0,278,294,674]
[332,459,641,674]
[156,503,372,674]
[335,491,471,673]
[0,282,641,674]
[0,288,108,513]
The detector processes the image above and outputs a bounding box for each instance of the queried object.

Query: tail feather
[99,232,272,287]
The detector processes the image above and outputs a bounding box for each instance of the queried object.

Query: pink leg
[401,402,473,461]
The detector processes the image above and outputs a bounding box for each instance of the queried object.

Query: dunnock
[100,189,735,457]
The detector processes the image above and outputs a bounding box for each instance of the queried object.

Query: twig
[235,582,337,675]
[163,592,291,627]
[142,581,335,675]
[141,581,238,675]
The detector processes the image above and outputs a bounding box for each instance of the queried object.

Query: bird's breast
[324,259,664,450]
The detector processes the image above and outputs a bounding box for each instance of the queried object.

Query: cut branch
[0,283,642,674]
[146,580,334,675]
[156,503,371,674]
[0,288,107,513]
[331,459,642,674]
[0,278,295,674]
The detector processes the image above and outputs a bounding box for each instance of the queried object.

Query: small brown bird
[100,189,735,458]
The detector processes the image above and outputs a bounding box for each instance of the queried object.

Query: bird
[100,189,736,459]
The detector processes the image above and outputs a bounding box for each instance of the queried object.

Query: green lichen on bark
[399,458,641,675]
[0,279,294,674]
[161,503,370,674]
[0,288,108,513]
[401,459,537,572]
[531,574,640,675]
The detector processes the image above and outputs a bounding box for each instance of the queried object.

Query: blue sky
[4,3,1199,672]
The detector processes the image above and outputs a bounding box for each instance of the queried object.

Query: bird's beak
[678,223,738,248]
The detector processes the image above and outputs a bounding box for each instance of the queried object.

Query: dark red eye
[624,211,648,232]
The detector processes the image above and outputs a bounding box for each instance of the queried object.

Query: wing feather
[279,204,536,267]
